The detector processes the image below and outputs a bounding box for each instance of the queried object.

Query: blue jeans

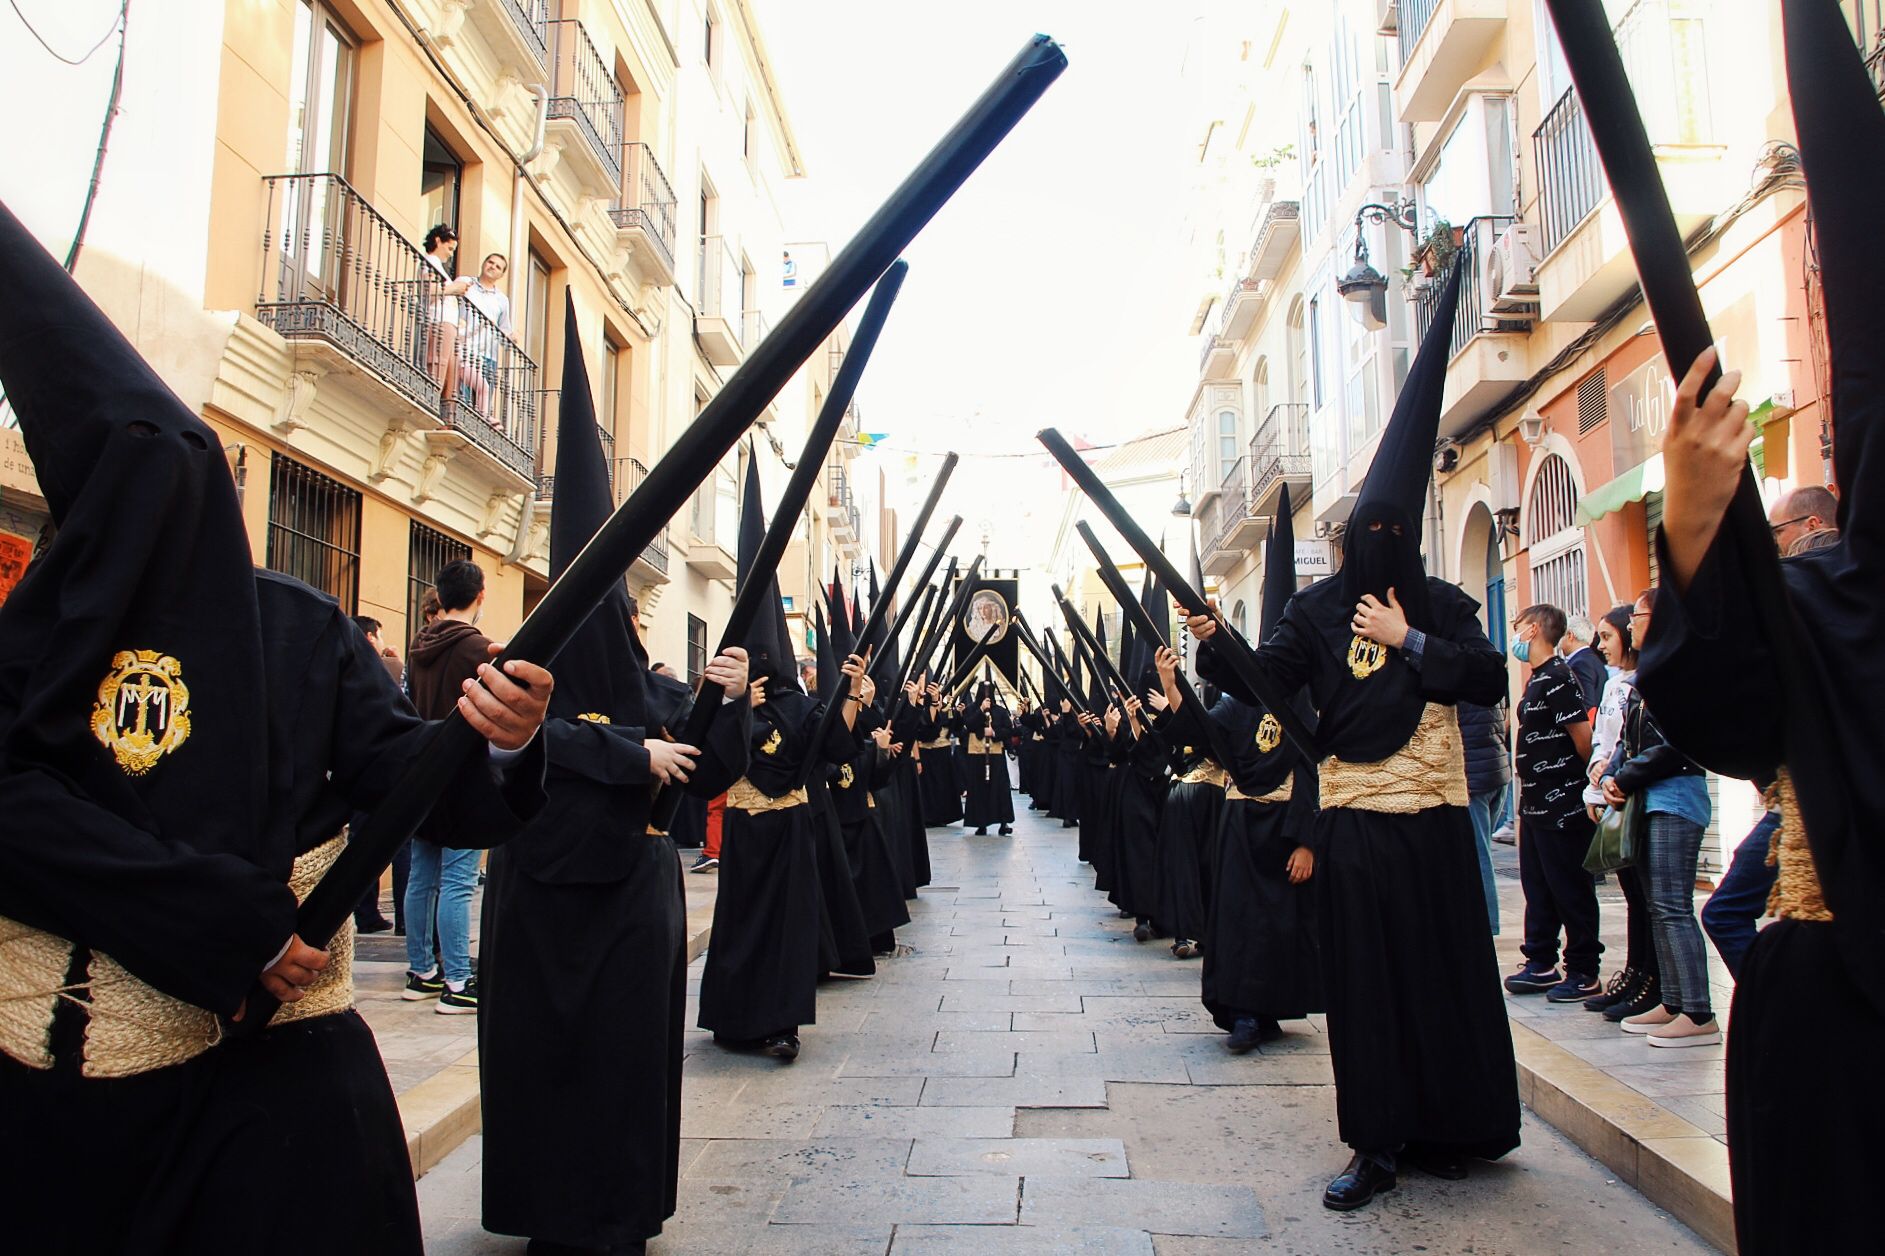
[1702,811,1780,980]
[1467,783,1507,935]
[404,839,479,988]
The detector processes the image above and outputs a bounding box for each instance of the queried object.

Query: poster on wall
[0,503,49,608]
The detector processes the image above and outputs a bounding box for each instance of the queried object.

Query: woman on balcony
[420,224,471,406]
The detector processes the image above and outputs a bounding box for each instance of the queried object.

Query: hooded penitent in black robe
[0,202,546,1255]
[1622,6,1885,1247]
[1028,709,1058,813]
[1053,708,1087,827]
[957,687,1015,830]
[1151,700,1225,944]
[827,705,910,948]
[1108,723,1169,915]
[478,298,749,1251]
[1201,261,1517,1163]
[919,721,965,825]
[806,620,875,980]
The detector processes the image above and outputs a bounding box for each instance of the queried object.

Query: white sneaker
[1620,1005,1678,1035]
[1646,1015,1721,1048]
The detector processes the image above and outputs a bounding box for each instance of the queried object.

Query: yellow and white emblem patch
[837,763,856,789]
[91,650,191,776]
[1254,713,1282,753]
[1346,635,1388,681]
[576,712,613,724]
[760,728,783,756]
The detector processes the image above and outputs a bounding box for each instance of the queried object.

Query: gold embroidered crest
[1346,635,1388,680]
[576,712,612,724]
[759,728,782,756]
[836,763,856,789]
[91,650,191,776]
[1183,746,1195,757]
[1254,713,1283,753]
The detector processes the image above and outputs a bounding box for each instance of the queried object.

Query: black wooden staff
[893,555,984,719]
[1014,611,1096,715]
[895,561,960,695]
[1009,611,1088,718]
[1035,427,1318,761]
[1076,521,1235,768]
[870,518,963,674]
[1050,584,1167,756]
[797,455,959,787]
[647,262,909,833]
[247,36,1067,1030]
[942,633,996,693]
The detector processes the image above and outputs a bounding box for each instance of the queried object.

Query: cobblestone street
[419,801,1715,1254]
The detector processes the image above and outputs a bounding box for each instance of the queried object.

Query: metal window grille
[686,614,709,684]
[407,521,471,652]
[1526,453,1588,615]
[1577,368,1608,435]
[265,455,361,612]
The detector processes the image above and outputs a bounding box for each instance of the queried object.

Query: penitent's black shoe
[1323,1153,1396,1211]
[1226,1017,1263,1053]
[974,827,988,836]
[763,1033,801,1062]
[999,825,1013,835]
[1061,819,1076,828]
[1403,1142,1469,1181]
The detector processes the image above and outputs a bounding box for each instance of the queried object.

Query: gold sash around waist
[727,778,810,814]
[1030,733,1045,742]
[1176,761,1229,789]
[922,736,955,751]
[0,834,355,1079]
[967,734,1003,756]
[1227,776,1293,804]
[1765,769,1831,922]
[1317,704,1469,813]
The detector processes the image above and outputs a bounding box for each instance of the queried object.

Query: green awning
[1577,453,1664,525]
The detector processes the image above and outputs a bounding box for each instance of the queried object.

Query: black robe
[1107,729,1168,914]
[1052,714,1085,824]
[1200,692,1321,1028]
[828,712,910,943]
[895,704,933,888]
[0,573,546,1256]
[957,704,1015,829]
[697,692,856,1041]
[1204,576,1518,1159]
[478,698,747,1248]
[1151,705,1224,941]
[1026,712,1058,812]
[809,772,876,979]
[918,716,965,827]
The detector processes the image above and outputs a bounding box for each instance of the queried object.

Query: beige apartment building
[0,0,872,677]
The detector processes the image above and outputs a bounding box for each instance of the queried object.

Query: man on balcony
[463,253,515,425]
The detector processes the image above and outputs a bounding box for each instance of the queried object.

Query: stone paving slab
[918,1074,1110,1109]
[683,1137,914,1180]
[813,1105,1018,1138]
[838,1048,1017,1078]
[770,1174,1020,1226]
[933,1028,1096,1054]
[1019,1177,1267,1239]
[891,1226,1154,1255]
[906,1137,1130,1178]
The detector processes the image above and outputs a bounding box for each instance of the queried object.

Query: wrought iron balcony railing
[1397,0,1440,66]
[1412,215,1521,360]
[500,0,550,68]
[625,456,669,574]
[547,20,625,184]
[610,142,677,271]
[1247,403,1313,504]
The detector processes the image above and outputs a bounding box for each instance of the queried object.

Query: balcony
[1217,200,1301,343]
[1198,333,1236,381]
[1246,403,1313,519]
[1412,215,1532,439]
[1532,0,1724,322]
[546,20,624,197]
[462,0,549,77]
[256,173,538,490]
[1394,0,1508,124]
[686,474,739,581]
[694,236,745,365]
[610,142,677,286]
[1199,457,1259,578]
[624,456,670,580]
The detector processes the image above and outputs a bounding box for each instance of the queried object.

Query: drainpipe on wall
[504,84,552,570]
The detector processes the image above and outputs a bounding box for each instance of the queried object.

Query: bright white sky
[762,1,1209,568]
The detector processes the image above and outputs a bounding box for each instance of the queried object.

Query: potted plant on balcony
[1412,218,1462,278]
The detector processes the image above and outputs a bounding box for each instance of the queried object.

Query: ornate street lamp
[1338,198,1421,331]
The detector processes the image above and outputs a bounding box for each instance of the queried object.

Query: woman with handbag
[1599,590,1718,1048]
[1581,605,1662,1022]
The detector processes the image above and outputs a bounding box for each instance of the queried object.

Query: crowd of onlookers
[1470,485,1841,1050]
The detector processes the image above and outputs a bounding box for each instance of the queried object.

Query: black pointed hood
[0,199,271,885]
[826,567,858,659]
[1342,258,1461,632]
[1091,611,1109,708]
[737,454,798,694]
[814,604,839,699]
[1262,482,1297,642]
[546,292,646,728]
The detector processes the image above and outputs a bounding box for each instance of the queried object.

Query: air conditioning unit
[1486,224,1541,314]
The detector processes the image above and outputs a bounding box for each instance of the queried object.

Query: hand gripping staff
[891,554,985,720]
[1075,521,1235,769]
[1035,427,1319,761]
[889,556,956,695]
[1009,611,1089,719]
[869,517,964,669]
[646,261,910,834]
[797,455,961,788]
[1049,584,1169,759]
[232,37,1067,1031]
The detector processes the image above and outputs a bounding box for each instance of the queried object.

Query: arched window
[1232,600,1248,637]
[1525,453,1587,615]
[1287,299,1308,408]
[1253,356,1270,423]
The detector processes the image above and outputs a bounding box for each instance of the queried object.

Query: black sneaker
[1585,968,1638,1012]
[689,854,719,873]
[1547,972,1602,1003]
[763,1033,801,1062]
[1504,960,1562,994]
[1227,1017,1263,1053]
[402,970,445,1001]
[436,980,479,1015]
[1605,976,1662,1022]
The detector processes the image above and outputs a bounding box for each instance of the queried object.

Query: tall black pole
[255,36,1067,1030]
[1010,613,1088,718]
[873,517,963,668]
[797,455,959,787]
[648,262,909,833]
[893,555,984,719]
[1035,427,1318,760]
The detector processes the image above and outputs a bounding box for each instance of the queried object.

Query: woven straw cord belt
[967,735,1005,757]
[1318,704,1469,813]
[1177,761,1229,789]
[0,834,355,1079]
[922,737,955,752]
[1226,776,1293,804]
[1764,769,1831,922]
[726,779,810,814]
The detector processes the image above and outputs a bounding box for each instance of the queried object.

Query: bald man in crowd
[1769,484,1839,556]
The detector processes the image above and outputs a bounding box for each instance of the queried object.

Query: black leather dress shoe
[763,1033,801,1062]
[1226,1017,1263,1053]
[1403,1143,1469,1180]
[1322,1153,1396,1211]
